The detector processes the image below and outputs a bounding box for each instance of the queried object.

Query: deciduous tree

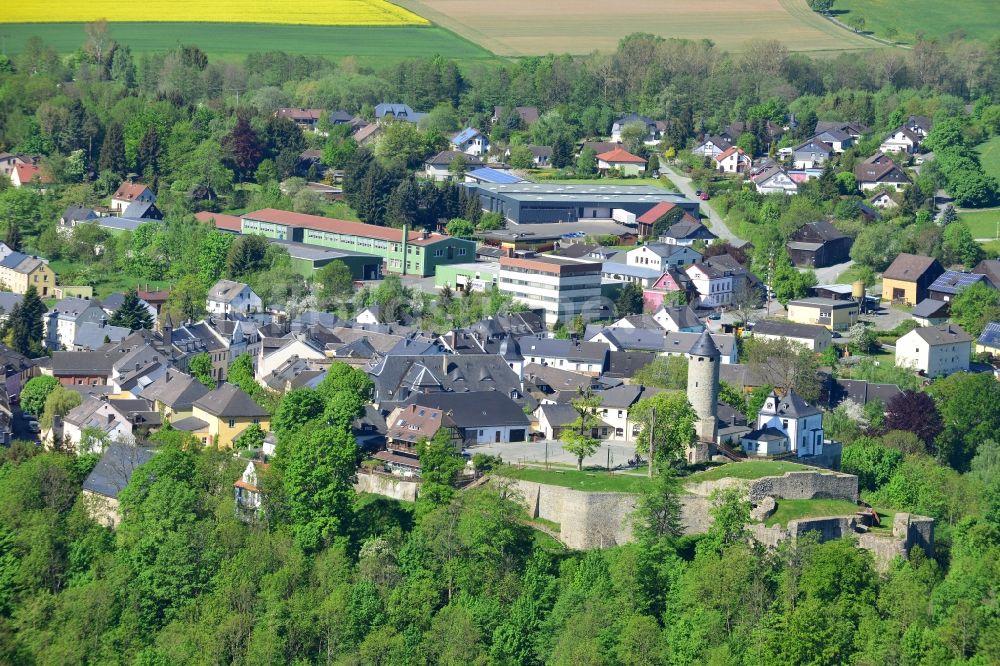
[561,392,603,470]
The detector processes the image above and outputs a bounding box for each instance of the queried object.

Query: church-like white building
[740,390,824,458]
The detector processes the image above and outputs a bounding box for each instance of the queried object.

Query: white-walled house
[110,182,156,215]
[256,335,326,381]
[880,127,920,155]
[895,324,972,377]
[685,262,733,308]
[596,148,647,176]
[206,280,262,316]
[714,146,752,174]
[752,166,798,195]
[450,128,490,157]
[741,390,824,458]
[625,243,701,272]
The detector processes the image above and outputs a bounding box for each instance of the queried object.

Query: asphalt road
[658,163,746,246]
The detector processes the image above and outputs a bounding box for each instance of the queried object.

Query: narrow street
[813,259,854,285]
[658,163,746,246]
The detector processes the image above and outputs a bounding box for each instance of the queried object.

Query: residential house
[685,260,735,309]
[714,146,752,174]
[46,297,106,350]
[828,378,903,409]
[692,135,732,158]
[110,182,155,215]
[49,351,116,386]
[642,269,690,311]
[928,270,989,303]
[662,330,738,364]
[635,202,681,237]
[911,299,950,327]
[814,120,871,140]
[752,320,833,352]
[535,402,612,441]
[597,384,663,441]
[881,254,945,305]
[10,163,53,189]
[206,280,262,316]
[256,333,327,381]
[740,390,824,458]
[141,369,210,419]
[904,115,933,138]
[596,147,647,176]
[492,106,540,126]
[786,220,853,268]
[896,324,972,377]
[0,292,23,321]
[0,344,34,400]
[791,139,834,169]
[519,338,609,375]
[975,322,1000,357]
[587,327,672,353]
[424,150,484,181]
[352,123,382,146]
[375,103,425,123]
[409,392,530,444]
[383,403,461,474]
[81,443,154,528]
[810,128,854,153]
[658,216,718,246]
[0,252,55,296]
[73,318,130,351]
[0,153,37,179]
[652,304,704,332]
[368,353,528,410]
[880,127,921,155]
[870,191,898,209]
[190,383,270,447]
[611,113,665,144]
[972,259,1000,290]
[274,108,323,131]
[855,153,910,191]
[100,292,157,323]
[626,243,701,272]
[601,262,668,288]
[234,459,270,515]
[62,396,160,453]
[59,206,98,233]
[786,297,860,331]
[450,128,489,156]
[751,165,798,195]
[108,342,169,397]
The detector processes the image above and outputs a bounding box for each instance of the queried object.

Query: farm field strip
[0,0,428,25]
[834,0,997,44]
[392,0,877,56]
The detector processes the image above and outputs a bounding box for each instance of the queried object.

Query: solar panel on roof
[978,322,1000,347]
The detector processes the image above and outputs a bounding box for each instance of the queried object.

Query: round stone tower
[686,329,720,462]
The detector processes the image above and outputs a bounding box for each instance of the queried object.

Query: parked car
[26,421,40,434]
[700,191,711,201]
[708,312,721,320]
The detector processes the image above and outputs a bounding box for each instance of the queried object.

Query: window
[228,419,236,428]
[457,248,466,256]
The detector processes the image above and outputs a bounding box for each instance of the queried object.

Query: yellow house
[880,254,944,306]
[0,251,56,296]
[786,297,859,331]
[190,383,270,448]
[141,369,211,421]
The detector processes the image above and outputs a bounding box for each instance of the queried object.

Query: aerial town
[0,6,998,664]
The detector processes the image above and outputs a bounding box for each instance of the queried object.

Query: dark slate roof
[409,391,529,428]
[597,383,662,409]
[0,292,24,314]
[538,402,582,427]
[605,351,657,378]
[518,338,609,364]
[74,321,131,351]
[690,329,720,358]
[972,259,1000,289]
[829,379,903,408]
[51,350,116,376]
[909,324,972,345]
[63,206,97,222]
[589,327,667,352]
[771,390,821,418]
[82,443,154,499]
[911,299,949,319]
[141,369,210,410]
[170,416,210,432]
[753,320,831,341]
[193,383,269,418]
[656,305,703,330]
[369,354,529,408]
[744,427,788,442]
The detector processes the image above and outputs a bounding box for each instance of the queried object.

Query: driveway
[659,163,746,246]
[812,259,854,284]
[468,439,639,469]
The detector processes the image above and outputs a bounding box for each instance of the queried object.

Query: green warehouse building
[272,240,383,280]
[238,209,476,278]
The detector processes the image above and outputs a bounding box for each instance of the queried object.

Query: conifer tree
[110,289,154,330]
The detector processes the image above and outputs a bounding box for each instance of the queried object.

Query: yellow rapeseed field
[0,0,429,26]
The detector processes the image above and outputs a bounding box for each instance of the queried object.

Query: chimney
[99,315,107,329]
[442,354,448,375]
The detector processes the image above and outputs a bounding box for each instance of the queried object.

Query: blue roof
[929,270,985,295]
[466,167,523,184]
[451,128,480,145]
[978,321,1000,348]
[0,252,28,269]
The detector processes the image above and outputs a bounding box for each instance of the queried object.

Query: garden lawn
[47,259,171,300]
[959,208,1000,240]
[498,465,651,493]
[764,498,862,526]
[977,136,1000,185]
[685,460,819,483]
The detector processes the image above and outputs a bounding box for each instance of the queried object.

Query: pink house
[643,270,686,311]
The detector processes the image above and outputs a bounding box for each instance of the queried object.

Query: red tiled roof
[637,202,678,224]
[716,146,748,161]
[596,147,647,164]
[14,163,52,184]
[275,108,322,121]
[112,182,151,201]
[233,479,260,492]
[242,209,457,246]
[195,211,242,232]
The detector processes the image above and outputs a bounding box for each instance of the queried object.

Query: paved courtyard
[468,439,640,469]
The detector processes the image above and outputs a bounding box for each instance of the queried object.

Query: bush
[841,436,903,491]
